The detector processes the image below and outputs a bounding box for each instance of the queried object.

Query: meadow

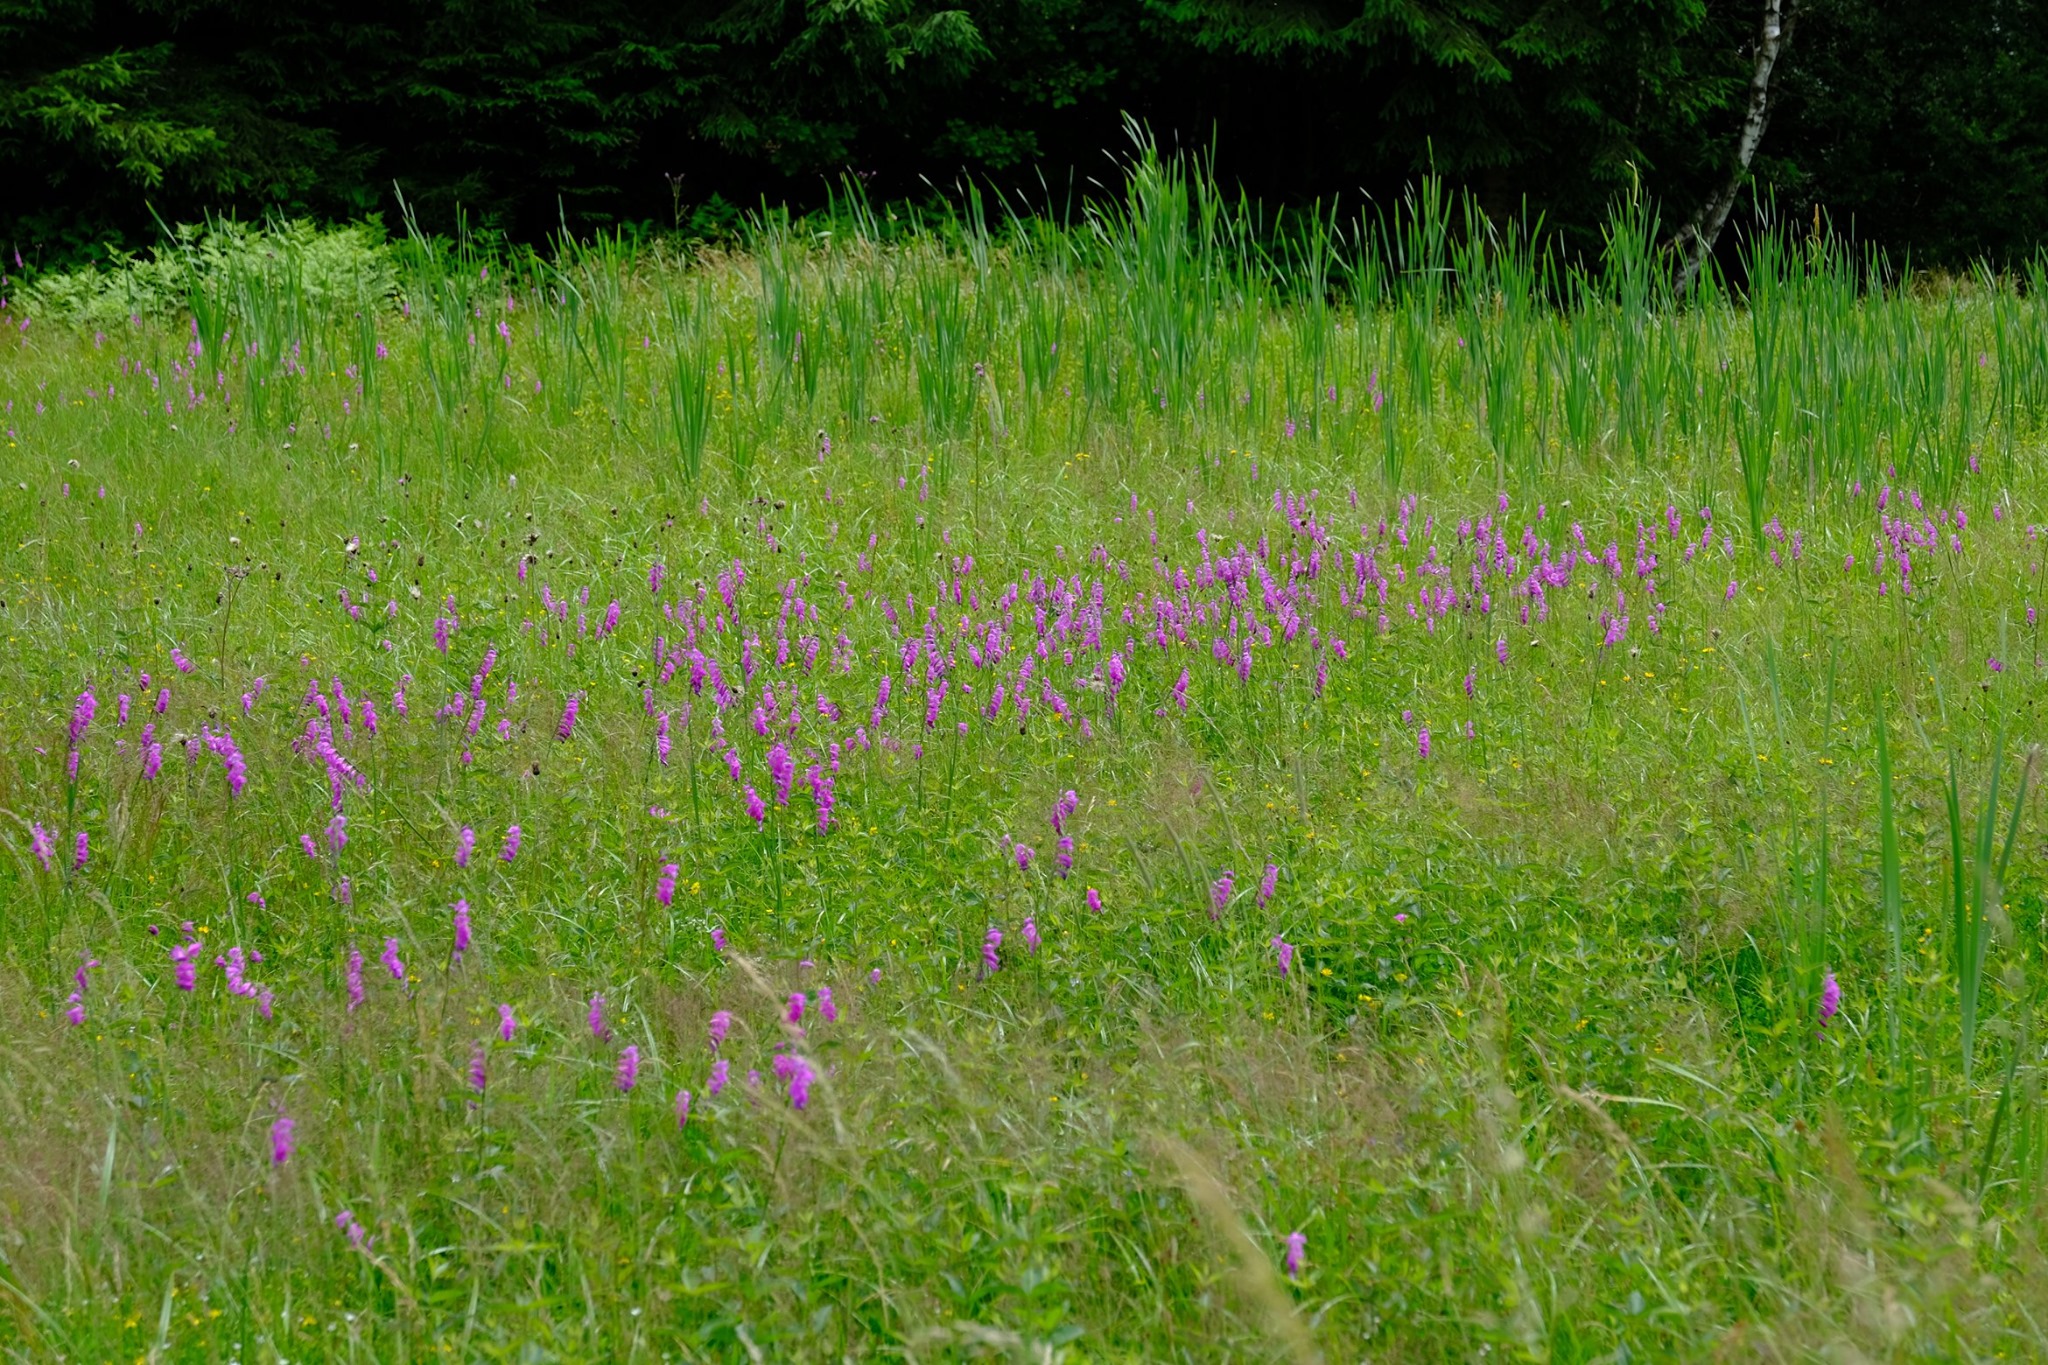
[5,150,2048,1361]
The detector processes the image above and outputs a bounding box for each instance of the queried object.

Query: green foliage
[6,0,2046,271]
[21,217,395,329]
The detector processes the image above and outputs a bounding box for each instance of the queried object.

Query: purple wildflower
[1259,863,1280,908]
[69,687,96,747]
[1022,916,1041,953]
[773,1053,815,1109]
[616,1045,640,1093]
[501,825,521,861]
[556,694,580,741]
[451,900,472,964]
[346,948,365,1011]
[709,1010,731,1050]
[788,992,807,1025]
[1086,886,1103,914]
[170,927,203,991]
[981,926,1003,976]
[768,743,795,806]
[1819,971,1841,1027]
[1418,726,1431,759]
[818,987,838,1023]
[498,1003,517,1040]
[674,1089,691,1127]
[455,826,475,867]
[657,863,679,907]
[1283,1231,1306,1278]
[1211,870,1234,918]
[380,938,405,982]
[1015,843,1035,872]
[1272,936,1296,976]
[72,830,89,872]
[469,1042,488,1095]
[589,994,611,1041]
[335,1210,368,1253]
[270,1114,296,1166]
[708,1058,730,1096]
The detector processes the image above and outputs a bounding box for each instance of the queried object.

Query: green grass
[5,154,2048,1360]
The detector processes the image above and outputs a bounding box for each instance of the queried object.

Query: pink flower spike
[1272,936,1295,977]
[270,1114,296,1167]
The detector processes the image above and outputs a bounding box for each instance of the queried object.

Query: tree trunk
[1674,0,1799,294]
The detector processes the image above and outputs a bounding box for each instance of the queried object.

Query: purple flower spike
[1211,870,1234,918]
[787,992,806,1025]
[616,1044,640,1092]
[270,1114,296,1167]
[589,994,611,1041]
[451,900,472,964]
[1283,1231,1306,1278]
[469,1042,488,1095]
[1272,936,1295,977]
[656,863,679,907]
[501,825,521,862]
[675,1089,691,1128]
[818,987,838,1023]
[1086,887,1103,914]
[1819,971,1841,1028]
[498,1003,517,1041]
[981,926,1003,977]
[1022,916,1041,954]
[1258,863,1280,908]
[380,938,405,982]
[709,1010,731,1050]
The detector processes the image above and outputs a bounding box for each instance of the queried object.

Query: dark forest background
[4,0,2044,269]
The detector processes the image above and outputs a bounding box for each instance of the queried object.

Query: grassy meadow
[6,154,2048,1360]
